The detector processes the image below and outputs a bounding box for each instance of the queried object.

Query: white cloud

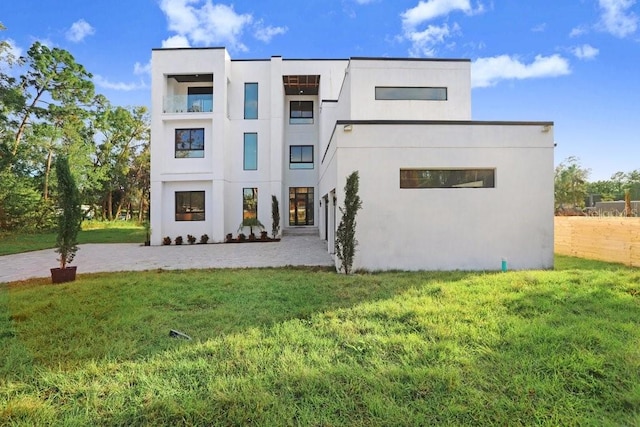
[94,75,147,91]
[401,0,483,29]
[472,54,571,88]
[598,0,638,37]
[66,19,95,43]
[254,21,288,43]
[161,34,190,48]
[407,23,460,57]
[569,25,588,37]
[133,60,152,75]
[572,44,600,60]
[531,23,546,32]
[400,0,483,57]
[159,0,254,51]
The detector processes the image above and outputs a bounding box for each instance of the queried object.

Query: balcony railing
[163,95,213,113]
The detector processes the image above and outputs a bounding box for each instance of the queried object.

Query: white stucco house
[150,47,554,271]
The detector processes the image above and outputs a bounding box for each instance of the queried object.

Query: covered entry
[289,187,314,226]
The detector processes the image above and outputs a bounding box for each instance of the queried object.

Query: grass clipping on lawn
[1,256,639,425]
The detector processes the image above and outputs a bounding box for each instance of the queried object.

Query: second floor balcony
[164,94,213,114]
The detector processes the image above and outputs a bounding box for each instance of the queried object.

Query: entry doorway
[289,187,314,226]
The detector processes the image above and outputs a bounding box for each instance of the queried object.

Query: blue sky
[1,0,638,180]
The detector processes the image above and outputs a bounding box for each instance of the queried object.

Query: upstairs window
[375,87,447,101]
[187,86,213,112]
[289,145,314,169]
[175,191,205,221]
[290,101,313,124]
[175,128,204,158]
[400,169,495,188]
[243,133,257,170]
[244,83,258,119]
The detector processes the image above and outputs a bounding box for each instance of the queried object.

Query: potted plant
[163,236,172,245]
[225,233,234,243]
[175,235,183,245]
[187,234,196,244]
[51,155,82,284]
[199,234,209,244]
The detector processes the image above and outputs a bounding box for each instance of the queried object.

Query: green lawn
[0,221,145,256]
[1,256,639,425]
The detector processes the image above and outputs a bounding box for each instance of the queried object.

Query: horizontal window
[175,191,205,221]
[290,145,314,169]
[175,128,204,158]
[290,101,313,124]
[400,169,495,188]
[375,87,447,101]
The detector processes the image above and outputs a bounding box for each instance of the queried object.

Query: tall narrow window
[243,188,258,220]
[175,128,204,158]
[175,191,205,221]
[400,169,495,188]
[289,145,314,169]
[289,101,313,124]
[244,83,258,119]
[243,133,257,170]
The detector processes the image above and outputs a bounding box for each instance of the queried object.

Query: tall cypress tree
[335,171,362,274]
[55,155,81,269]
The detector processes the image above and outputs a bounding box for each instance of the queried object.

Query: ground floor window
[289,187,314,226]
[175,191,205,221]
[400,169,495,188]
[243,188,258,220]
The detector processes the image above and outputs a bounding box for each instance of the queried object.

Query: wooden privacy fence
[555,217,640,267]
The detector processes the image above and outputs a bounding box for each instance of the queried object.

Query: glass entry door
[289,187,314,226]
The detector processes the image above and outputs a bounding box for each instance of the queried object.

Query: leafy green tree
[554,157,590,211]
[335,171,363,274]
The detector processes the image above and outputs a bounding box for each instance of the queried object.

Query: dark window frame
[175,128,205,158]
[289,145,314,169]
[375,86,448,101]
[289,100,314,124]
[175,191,205,221]
[243,133,258,171]
[400,168,496,189]
[244,82,258,119]
[242,187,258,220]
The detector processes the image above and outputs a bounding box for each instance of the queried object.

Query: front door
[289,187,314,226]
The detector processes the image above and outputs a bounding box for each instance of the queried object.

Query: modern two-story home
[150,47,554,271]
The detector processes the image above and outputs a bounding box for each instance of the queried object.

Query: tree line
[555,156,640,212]
[0,23,149,231]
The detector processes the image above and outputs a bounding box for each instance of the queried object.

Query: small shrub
[199,234,209,244]
[238,233,246,242]
[225,233,233,243]
[162,236,171,245]
[261,230,269,240]
[175,236,183,245]
[187,234,196,244]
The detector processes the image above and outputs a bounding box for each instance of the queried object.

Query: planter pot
[50,266,77,284]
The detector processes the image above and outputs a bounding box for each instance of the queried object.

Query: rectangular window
[175,191,205,221]
[289,145,314,169]
[400,169,495,188]
[187,86,213,112]
[243,188,258,220]
[375,87,447,101]
[289,100,313,124]
[175,128,204,158]
[244,83,258,119]
[243,133,258,170]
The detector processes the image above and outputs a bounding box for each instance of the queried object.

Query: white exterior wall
[347,59,471,121]
[330,123,554,271]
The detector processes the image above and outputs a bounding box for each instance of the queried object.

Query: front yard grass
[1,256,639,425]
[0,221,145,256]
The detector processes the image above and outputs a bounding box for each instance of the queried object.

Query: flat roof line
[335,119,554,126]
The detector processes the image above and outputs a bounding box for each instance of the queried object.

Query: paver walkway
[0,233,334,283]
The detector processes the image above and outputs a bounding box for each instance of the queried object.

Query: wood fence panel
[554,217,640,266]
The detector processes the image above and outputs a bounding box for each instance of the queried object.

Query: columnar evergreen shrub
[271,195,280,238]
[54,155,82,269]
[335,171,362,274]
